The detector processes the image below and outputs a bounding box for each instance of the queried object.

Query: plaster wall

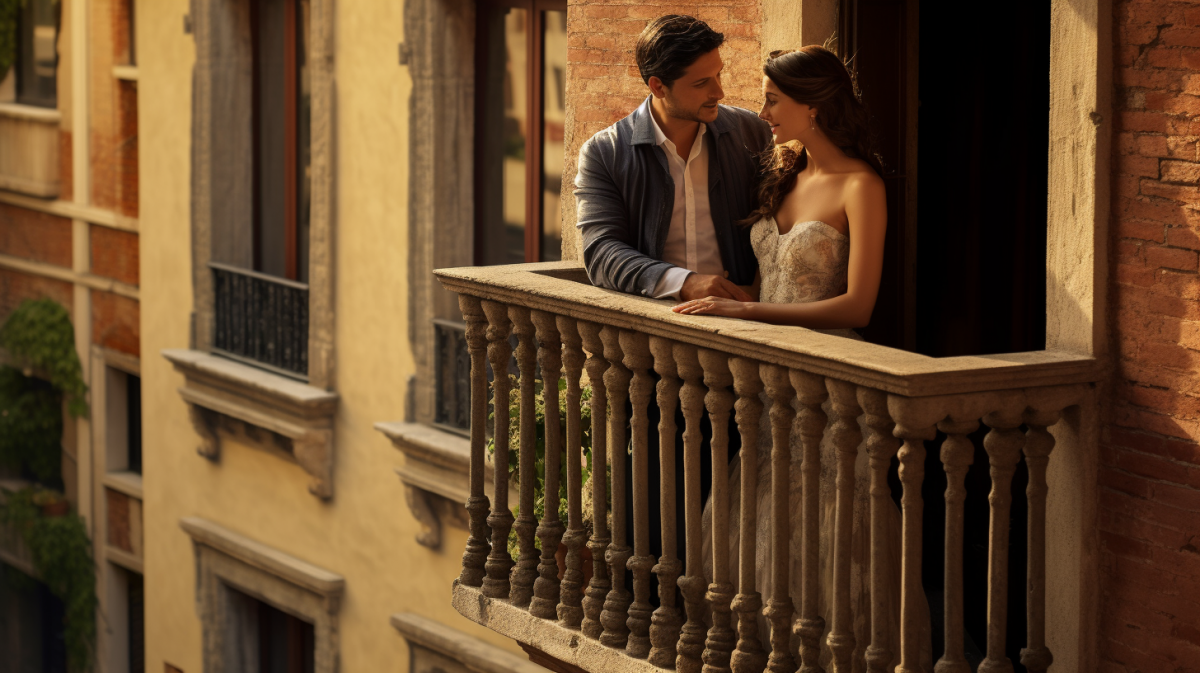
[139,2,521,673]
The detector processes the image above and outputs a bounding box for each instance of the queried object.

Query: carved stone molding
[164,349,339,500]
[182,517,344,673]
[375,421,513,550]
[391,613,547,673]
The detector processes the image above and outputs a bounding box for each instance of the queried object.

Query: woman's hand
[672,296,757,319]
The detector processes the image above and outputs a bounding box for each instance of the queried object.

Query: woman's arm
[673,172,887,328]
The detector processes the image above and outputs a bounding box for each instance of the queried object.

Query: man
[575,14,771,301]
[573,15,772,591]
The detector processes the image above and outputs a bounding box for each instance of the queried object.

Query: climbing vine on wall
[0,0,20,82]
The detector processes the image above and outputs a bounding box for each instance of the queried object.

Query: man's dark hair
[635,15,725,87]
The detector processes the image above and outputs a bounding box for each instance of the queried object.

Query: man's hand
[680,273,753,302]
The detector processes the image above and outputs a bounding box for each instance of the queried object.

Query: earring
[810,116,816,130]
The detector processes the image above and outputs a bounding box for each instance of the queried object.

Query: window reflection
[479,6,529,266]
[541,10,566,262]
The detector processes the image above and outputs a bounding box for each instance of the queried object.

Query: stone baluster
[978,401,1025,673]
[510,307,540,607]
[557,316,587,628]
[887,396,942,673]
[457,295,490,587]
[481,300,515,599]
[729,358,767,673]
[1019,408,1058,673]
[579,322,611,639]
[675,344,708,673]
[760,364,796,673]
[530,311,565,619]
[789,370,827,673]
[648,336,684,668]
[934,415,978,673]
[601,327,633,648]
[825,379,861,673]
[699,349,736,673]
[622,331,655,659]
[857,389,901,673]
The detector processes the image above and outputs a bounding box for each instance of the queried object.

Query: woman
[689,46,932,672]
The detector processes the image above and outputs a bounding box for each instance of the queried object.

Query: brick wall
[1104,0,1200,670]
[0,204,73,268]
[91,225,140,286]
[561,0,763,257]
[92,290,139,356]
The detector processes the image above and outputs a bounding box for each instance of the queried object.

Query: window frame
[472,0,567,265]
[14,0,59,109]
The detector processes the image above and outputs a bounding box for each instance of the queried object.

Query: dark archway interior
[850,1,1052,670]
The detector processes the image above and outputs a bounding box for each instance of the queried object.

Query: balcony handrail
[434,261,1101,397]
[208,261,311,290]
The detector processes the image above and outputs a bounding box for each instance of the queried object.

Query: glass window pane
[16,0,58,108]
[540,10,566,262]
[478,6,528,266]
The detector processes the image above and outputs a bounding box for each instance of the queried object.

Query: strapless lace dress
[702,217,933,673]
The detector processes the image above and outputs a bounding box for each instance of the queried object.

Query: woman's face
[759,76,814,145]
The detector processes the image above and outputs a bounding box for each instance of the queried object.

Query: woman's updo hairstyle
[744,45,881,225]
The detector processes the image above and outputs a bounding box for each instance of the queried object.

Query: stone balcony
[435,261,1101,673]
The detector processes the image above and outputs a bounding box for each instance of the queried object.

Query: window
[16,0,58,108]
[0,563,68,672]
[252,0,311,282]
[105,367,142,474]
[475,0,567,265]
[254,594,315,673]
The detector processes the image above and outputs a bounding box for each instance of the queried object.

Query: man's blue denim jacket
[575,96,773,298]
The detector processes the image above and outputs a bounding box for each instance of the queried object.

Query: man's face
[656,48,725,124]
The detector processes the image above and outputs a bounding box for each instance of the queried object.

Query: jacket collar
[628,95,734,146]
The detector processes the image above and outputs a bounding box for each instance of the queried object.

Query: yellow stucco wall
[138,1,524,670]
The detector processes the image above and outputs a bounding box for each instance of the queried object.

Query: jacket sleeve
[575,136,675,297]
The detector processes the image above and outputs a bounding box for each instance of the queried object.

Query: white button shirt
[650,114,725,299]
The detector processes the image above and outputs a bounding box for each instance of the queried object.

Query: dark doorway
[841,1,1051,671]
[255,598,315,673]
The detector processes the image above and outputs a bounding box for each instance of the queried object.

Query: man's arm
[576,136,674,297]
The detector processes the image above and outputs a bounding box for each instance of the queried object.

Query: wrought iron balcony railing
[435,261,1100,673]
[210,262,309,379]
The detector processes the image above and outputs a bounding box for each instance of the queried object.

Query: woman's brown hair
[743,45,881,225]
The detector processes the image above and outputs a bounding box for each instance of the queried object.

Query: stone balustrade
[436,262,1098,673]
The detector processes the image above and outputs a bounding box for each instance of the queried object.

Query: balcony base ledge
[452,582,662,673]
[376,421,511,550]
[391,612,547,673]
[164,349,338,500]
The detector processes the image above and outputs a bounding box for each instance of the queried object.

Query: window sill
[0,103,61,198]
[112,65,139,82]
[103,471,143,499]
[164,349,339,500]
[375,421,512,549]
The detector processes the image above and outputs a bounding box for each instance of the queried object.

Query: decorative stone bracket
[375,421,513,550]
[164,349,339,500]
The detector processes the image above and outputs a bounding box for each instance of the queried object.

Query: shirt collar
[650,105,707,152]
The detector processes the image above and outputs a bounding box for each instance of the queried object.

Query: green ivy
[0,298,88,419]
[0,487,97,672]
[0,0,20,82]
[0,365,63,483]
[488,375,611,557]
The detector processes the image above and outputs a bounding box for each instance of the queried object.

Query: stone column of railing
[481,301,515,599]
[857,389,900,673]
[729,358,767,673]
[888,396,942,673]
[1020,407,1057,673]
[579,322,611,639]
[700,350,736,673]
[558,316,587,628]
[789,370,827,673]
[933,412,977,673]
[530,311,565,619]
[675,344,708,673]
[601,327,633,648]
[457,296,490,587]
[979,398,1025,673]
[760,365,796,673]
[623,331,656,659]
[648,336,684,668]
[510,307,540,607]
[825,380,862,673]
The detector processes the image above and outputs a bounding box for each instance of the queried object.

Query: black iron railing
[434,319,470,431]
[211,262,309,378]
